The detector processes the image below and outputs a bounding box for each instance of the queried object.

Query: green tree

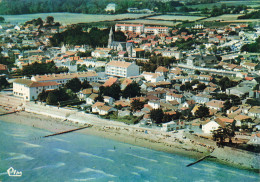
[65,78,82,92]
[150,109,164,124]
[37,89,48,102]
[0,16,5,22]
[46,92,58,105]
[195,105,209,118]
[194,70,201,75]
[0,77,9,90]
[81,80,92,89]
[131,99,144,112]
[122,82,141,98]
[46,16,54,24]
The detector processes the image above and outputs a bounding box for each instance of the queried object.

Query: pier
[43,125,93,138]
[0,111,20,116]
[186,155,211,167]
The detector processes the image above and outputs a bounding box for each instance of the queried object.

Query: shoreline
[0,108,259,173]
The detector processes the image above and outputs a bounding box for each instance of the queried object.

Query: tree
[213,124,235,147]
[46,16,54,24]
[194,70,201,75]
[131,99,144,112]
[197,83,206,91]
[65,78,82,92]
[195,105,209,118]
[0,77,9,90]
[37,89,48,102]
[150,109,164,124]
[0,16,5,23]
[95,94,104,102]
[82,80,92,89]
[122,82,141,98]
[46,92,58,105]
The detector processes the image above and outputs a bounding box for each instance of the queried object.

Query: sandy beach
[0,93,259,172]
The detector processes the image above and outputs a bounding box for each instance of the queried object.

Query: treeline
[50,26,126,47]
[241,36,260,53]
[15,61,68,76]
[238,10,260,19]
[0,0,184,15]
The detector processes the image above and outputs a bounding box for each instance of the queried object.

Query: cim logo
[7,167,22,177]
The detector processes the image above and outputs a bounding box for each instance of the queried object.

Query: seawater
[0,120,259,182]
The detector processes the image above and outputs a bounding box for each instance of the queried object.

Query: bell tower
[108,27,113,48]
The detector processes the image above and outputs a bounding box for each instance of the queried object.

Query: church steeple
[108,27,113,48]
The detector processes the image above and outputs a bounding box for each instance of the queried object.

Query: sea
[0,120,259,182]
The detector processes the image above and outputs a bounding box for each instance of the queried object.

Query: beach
[0,94,259,172]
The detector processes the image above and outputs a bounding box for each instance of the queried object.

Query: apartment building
[115,24,144,34]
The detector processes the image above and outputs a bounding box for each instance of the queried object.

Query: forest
[0,0,183,14]
[50,26,126,47]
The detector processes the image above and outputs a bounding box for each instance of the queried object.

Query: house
[132,48,145,58]
[248,106,260,119]
[105,60,139,78]
[105,3,116,12]
[144,26,169,35]
[198,75,213,85]
[0,64,8,74]
[155,66,169,76]
[182,100,195,110]
[103,77,118,87]
[247,133,260,145]
[226,86,251,97]
[96,105,116,115]
[115,24,144,34]
[206,100,225,111]
[166,93,185,103]
[121,78,133,90]
[142,72,164,83]
[78,88,93,100]
[234,115,252,127]
[148,100,160,109]
[13,78,59,101]
[161,50,183,59]
[103,96,114,105]
[31,71,99,86]
[86,93,98,105]
[161,120,185,132]
[242,62,258,71]
[202,120,225,134]
[193,94,212,104]
[91,102,105,113]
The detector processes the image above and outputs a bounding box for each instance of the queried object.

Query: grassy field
[1,13,150,25]
[116,19,181,26]
[186,1,260,9]
[147,15,206,21]
[202,14,243,21]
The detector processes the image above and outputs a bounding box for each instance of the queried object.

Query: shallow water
[0,120,259,182]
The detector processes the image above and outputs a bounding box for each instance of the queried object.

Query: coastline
[0,107,259,173]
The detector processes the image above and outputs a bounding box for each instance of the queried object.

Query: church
[107,28,133,57]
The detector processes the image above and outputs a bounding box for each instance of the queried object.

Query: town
[0,6,259,170]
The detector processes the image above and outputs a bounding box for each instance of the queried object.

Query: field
[186,1,260,9]
[202,14,243,21]
[1,13,150,25]
[116,19,181,26]
[147,15,206,21]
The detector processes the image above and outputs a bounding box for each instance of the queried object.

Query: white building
[13,78,59,101]
[31,71,99,86]
[202,120,225,134]
[142,72,164,83]
[144,26,169,35]
[161,120,185,132]
[166,93,185,103]
[105,3,116,12]
[105,60,140,78]
[115,24,144,34]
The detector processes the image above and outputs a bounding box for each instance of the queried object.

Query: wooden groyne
[0,111,20,116]
[43,125,93,138]
[186,155,211,167]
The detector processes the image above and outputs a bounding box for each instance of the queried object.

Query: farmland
[116,19,181,27]
[147,15,206,22]
[1,13,150,25]
[186,1,260,9]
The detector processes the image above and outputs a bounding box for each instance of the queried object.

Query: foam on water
[55,148,71,154]
[126,153,158,163]
[164,161,176,166]
[21,141,42,148]
[74,178,96,181]
[79,168,116,178]
[6,153,34,160]
[131,172,140,176]
[34,162,65,170]
[52,137,70,143]
[79,152,114,162]
[134,166,149,172]
[107,149,115,152]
